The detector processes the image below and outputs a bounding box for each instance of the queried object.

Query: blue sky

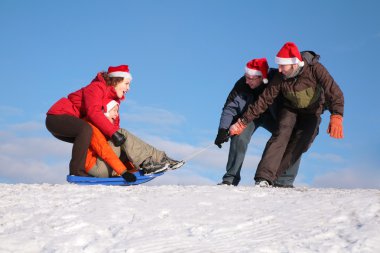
[0,0,379,188]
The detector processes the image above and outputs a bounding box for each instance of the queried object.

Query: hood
[301,51,320,65]
[94,72,126,101]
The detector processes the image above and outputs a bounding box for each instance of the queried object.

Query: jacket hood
[301,51,320,65]
[94,72,125,101]
[93,72,106,83]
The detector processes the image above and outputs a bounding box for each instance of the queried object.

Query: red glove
[229,119,247,136]
[327,115,343,139]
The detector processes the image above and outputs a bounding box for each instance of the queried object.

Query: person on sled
[46,65,178,182]
[84,99,179,181]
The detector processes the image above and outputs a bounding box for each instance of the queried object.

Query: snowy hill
[0,184,379,253]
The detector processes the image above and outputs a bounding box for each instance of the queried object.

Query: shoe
[217,181,232,186]
[161,155,180,168]
[141,157,169,175]
[70,168,88,177]
[255,178,271,188]
[161,155,185,170]
[273,183,294,188]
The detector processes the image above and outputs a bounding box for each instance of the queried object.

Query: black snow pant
[45,114,92,176]
[254,107,321,184]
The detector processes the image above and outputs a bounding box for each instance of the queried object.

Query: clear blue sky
[0,0,379,188]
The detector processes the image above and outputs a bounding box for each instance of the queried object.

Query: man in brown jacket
[229,42,344,187]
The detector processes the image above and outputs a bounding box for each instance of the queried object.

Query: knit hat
[245,58,269,84]
[103,99,119,117]
[275,42,304,67]
[108,65,132,80]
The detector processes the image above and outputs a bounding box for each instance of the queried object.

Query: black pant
[255,107,321,183]
[46,114,92,176]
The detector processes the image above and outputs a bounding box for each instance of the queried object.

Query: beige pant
[88,128,165,177]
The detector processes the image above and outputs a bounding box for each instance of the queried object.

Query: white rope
[182,143,215,163]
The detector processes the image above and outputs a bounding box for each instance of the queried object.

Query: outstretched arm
[230,81,281,135]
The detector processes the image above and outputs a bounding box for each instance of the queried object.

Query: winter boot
[70,168,88,177]
[161,154,181,169]
[255,178,272,188]
[273,182,294,188]
[217,181,232,186]
[141,157,169,175]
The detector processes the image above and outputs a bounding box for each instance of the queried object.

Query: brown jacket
[241,51,344,124]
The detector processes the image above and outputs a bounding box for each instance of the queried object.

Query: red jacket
[47,72,123,138]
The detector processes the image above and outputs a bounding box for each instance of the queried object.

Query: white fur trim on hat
[275,56,304,67]
[108,71,132,80]
[263,78,268,84]
[104,100,119,117]
[106,100,118,112]
[245,67,262,76]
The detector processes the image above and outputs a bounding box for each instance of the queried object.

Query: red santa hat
[107,65,132,80]
[275,42,304,67]
[245,58,269,84]
[103,99,119,117]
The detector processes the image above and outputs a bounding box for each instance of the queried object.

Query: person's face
[114,78,131,98]
[245,74,263,89]
[106,105,119,123]
[278,64,298,77]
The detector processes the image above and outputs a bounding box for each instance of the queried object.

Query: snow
[0,184,379,253]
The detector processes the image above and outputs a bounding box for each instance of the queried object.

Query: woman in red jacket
[46,65,178,181]
[46,65,132,177]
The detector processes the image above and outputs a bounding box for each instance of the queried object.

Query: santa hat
[107,65,132,80]
[245,58,269,84]
[275,42,304,67]
[103,99,119,117]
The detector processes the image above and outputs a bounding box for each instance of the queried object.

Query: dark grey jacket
[218,68,279,129]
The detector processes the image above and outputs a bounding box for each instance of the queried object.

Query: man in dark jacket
[215,58,300,187]
[230,42,344,187]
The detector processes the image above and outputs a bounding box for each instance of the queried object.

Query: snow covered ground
[0,184,379,253]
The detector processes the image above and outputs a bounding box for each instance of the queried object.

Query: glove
[121,171,137,182]
[229,119,247,136]
[111,131,126,147]
[214,128,229,148]
[327,114,343,139]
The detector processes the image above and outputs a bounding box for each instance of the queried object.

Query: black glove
[214,128,229,148]
[121,171,137,182]
[111,131,126,147]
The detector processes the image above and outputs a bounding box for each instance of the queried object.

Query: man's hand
[229,119,247,136]
[327,114,343,139]
[111,131,126,147]
[214,128,229,148]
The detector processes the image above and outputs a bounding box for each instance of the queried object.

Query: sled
[66,160,185,186]
[66,170,164,186]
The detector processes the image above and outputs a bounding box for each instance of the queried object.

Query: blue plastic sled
[66,170,164,186]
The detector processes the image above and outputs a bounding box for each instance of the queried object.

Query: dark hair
[101,72,125,87]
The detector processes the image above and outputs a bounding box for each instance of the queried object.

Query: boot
[255,178,272,188]
[217,181,232,186]
[161,154,180,168]
[140,157,169,175]
[70,168,88,177]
